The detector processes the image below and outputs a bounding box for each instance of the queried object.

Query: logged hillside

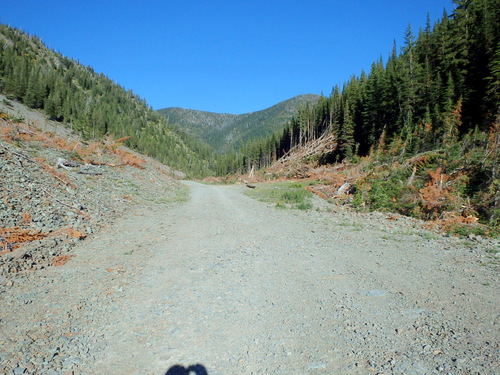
[0,93,187,276]
[0,24,214,177]
[226,0,500,230]
[157,94,320,152]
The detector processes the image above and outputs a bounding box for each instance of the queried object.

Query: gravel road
[1,181,498,374]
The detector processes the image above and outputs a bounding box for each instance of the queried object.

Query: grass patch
[379,228,442,241]
[380,234,403,242]
[339,220,364,229]
[417,231,442,240]
[297,201,313,210]
[2,99,13,107]
[245,181,313,210]
[169,184,190,203]
[445,223,488,238]
[394,228,442,240]
[155,184,190,205]
[400,229,441,240]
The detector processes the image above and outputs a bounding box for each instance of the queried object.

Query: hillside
[157,94,320,152]
[225,0,500,231]
[0,24,213,177]
[0,93,187,276]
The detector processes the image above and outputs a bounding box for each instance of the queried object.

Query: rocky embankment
[0,95,184,284]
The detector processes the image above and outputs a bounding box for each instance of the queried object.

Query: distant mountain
[157,94,320,152]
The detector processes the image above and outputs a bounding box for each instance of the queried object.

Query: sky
[1,0,454,114]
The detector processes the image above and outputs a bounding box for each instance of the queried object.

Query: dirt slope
[0,181,498,374]
[1,94,185,279]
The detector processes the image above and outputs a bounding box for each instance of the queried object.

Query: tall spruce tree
[339,101,355,160]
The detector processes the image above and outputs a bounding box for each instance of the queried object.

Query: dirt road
[1,182,498,374]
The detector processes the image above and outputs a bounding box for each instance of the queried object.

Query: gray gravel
[1,93,182,280]
[1,181,498,374]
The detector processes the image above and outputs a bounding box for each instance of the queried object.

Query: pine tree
[486,42,500,115]
[443,98,462,146]
[361,58,386,154]
[339,101,355,160]
[24,66,44,108]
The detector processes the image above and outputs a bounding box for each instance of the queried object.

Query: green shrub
[297,202,313,210]
[245,181,313,210]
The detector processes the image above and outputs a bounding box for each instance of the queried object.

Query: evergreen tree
[24,66,44,108]
[339,101,355,160]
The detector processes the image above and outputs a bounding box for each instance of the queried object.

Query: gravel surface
[1,181,498,374]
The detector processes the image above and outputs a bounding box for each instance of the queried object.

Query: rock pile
[0,99,183,283]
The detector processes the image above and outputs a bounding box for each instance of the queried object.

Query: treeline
[218,0,499,175]
[0,24,214,177]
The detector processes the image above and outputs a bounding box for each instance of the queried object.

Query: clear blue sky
[2,1,453,114]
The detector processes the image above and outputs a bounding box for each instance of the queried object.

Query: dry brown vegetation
[55,227,85,240]
[0,227,48,253]
[1,113,147,170]
[0,113,149,253]
[52,254,74,267]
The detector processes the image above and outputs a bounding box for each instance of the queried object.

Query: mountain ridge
[0,24,214,177]
[157,94,320,151]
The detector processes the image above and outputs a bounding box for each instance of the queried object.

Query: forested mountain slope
[0,24,214,177]
[157,94,320,152]
[227,0,500,229]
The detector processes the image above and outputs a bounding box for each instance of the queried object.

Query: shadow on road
[165,363,208,375]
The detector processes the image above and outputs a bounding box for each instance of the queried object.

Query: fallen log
[77,165,103,175]
[56,158,80,170]
[337,182,351,196]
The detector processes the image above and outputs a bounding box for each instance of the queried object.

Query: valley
[0,1,499,374]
